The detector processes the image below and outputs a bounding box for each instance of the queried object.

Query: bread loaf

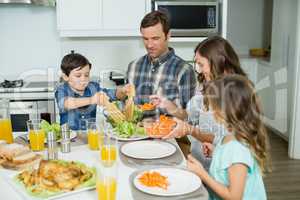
[0,143,41,170]
[0,143,30,161]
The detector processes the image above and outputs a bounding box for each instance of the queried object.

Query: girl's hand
[91,92,109,106]
[162,118,190,139]
[202,142,214,158]
[187,154,207,178]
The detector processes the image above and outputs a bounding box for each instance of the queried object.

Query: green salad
[113,121,146,138]
[40,120,61,140]
[109,101,146,138]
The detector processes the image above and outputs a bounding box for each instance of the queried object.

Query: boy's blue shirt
[55,81,116,130]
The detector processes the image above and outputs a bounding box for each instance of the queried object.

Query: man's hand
[150,95,177,112]
[116,84,135,100]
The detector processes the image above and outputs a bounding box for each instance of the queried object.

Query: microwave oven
[152,0,219,37]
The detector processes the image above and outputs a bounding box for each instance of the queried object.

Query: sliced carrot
[138,171,169,190]
[145,115,176,137]
[139,103,156,111]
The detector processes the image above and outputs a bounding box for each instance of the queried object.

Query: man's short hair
[140,10,170,36]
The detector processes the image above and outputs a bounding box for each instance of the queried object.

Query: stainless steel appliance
[0,80,56,93]
[10,99,55,132]
[152,0,219,37]
[0,80,57,132]
[109,71,126,85]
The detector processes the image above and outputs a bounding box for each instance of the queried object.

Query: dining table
[0,132,209,200]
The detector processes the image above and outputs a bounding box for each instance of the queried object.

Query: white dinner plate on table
[120,140,176,159]
[133,167,202,196]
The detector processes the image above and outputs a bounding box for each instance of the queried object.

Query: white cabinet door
[57,0,148,36]
[103,0,147,31]
[57,0,102,30]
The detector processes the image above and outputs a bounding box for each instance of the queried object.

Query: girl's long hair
[204,75,270,173]
[194,36,246,84]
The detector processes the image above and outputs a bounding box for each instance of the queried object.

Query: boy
[55,53,129,130]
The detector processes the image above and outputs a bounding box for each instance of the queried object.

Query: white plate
[133,167,201,196]
[109,132,149,141]
[121,140,176,159]
[107,126,149,141]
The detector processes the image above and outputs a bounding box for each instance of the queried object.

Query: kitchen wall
[1,0,264,81]
[0,4,61,81]
[227,0,264,55]
[60,38,196,77]
[0,4,197,82]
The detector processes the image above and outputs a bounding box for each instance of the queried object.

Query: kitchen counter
[0,91,54,100]
[0,81,57,100]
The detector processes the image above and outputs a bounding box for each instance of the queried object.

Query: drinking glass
[0,98,13,144]
[96,164,118,200]
[100,133,118,167]
[87,118,104,150]
[27,119,45,151]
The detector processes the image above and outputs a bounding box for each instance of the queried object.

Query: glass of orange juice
[87,118,104,150]
[27,119,45,151]
[0,98,13,144]
[96,164,118,200]
[100,133,118,167]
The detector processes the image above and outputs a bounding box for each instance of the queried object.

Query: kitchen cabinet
[56,0,150,37]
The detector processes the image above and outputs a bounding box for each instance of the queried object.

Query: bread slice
[0,143,30,161]
[2,154,42,170]
[0,140,7,146]
[12,152,38,165]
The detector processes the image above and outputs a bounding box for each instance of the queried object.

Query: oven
[9,99,55,132]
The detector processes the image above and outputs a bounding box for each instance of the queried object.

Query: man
[127,10,196,113]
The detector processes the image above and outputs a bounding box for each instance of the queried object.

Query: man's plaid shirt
[127,48,196,109]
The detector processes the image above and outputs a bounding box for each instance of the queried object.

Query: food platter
[3,160,96,200]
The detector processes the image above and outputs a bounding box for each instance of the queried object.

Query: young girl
[187,74,269,200]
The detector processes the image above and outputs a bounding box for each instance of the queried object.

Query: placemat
[129,167,209,200]
[119,140,184,168]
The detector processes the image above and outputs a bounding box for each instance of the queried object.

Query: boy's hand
[202,142,214,158]
[187,154,207,178]
[91,92,109,106]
